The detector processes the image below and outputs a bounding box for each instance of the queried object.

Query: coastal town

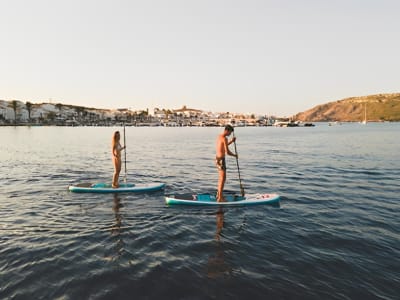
[0,99,309,127]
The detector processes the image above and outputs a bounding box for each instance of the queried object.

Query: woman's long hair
[112,131,120,149]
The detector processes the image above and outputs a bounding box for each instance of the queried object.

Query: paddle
[123,123,127,183]
[232,131,245,197]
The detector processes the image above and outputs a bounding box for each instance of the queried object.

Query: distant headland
[295,93,400,122]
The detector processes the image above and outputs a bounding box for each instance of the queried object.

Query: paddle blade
[240,185,245,197]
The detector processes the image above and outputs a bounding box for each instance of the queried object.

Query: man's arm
[227,136,236,146]
[224,137,237,157]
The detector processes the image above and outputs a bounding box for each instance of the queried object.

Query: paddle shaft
[123,124,127,182]
[232,132,245,196]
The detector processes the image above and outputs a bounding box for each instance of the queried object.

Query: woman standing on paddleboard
[111,131,125,188]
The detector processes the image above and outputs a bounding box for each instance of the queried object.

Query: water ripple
[1,125,399,299]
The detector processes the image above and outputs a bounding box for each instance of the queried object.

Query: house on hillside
[173,105,203,118]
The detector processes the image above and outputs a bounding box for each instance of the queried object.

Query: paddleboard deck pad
[69,182,165,193]
[165,193,280,206]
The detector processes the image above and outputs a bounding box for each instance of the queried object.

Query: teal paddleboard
[69,182,165,193]
[165,193,280,206]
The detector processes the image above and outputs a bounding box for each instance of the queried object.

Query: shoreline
[1,121,397,128]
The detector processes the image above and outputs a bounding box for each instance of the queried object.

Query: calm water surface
[1,124,399,299]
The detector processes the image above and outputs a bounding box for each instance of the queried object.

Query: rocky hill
[294,93,400,122]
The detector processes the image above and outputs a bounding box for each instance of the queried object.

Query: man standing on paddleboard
[215,125,237,202]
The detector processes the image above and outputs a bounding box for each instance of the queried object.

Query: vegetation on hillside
[294,93,400,122]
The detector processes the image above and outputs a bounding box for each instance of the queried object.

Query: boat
[329,121,342,126]
[69,182,165,193]
[165,193,280,206]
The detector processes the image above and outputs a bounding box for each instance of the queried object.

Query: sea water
[1,124,399,299]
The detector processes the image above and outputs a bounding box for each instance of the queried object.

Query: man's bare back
[216,133,228,158]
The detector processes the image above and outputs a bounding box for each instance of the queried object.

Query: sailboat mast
[362,102,367,124]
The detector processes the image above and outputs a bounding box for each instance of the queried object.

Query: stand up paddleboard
[69,182,165,193]
[165,193,280,206]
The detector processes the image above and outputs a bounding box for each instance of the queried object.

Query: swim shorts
[215,157,226,171]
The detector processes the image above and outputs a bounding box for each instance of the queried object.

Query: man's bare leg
[217,170,226,202]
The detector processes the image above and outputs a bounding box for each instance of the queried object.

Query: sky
[1,0,399,116]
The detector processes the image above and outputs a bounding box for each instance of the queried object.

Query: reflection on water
[106,194,124,261]
[207,208,232,279]
[112,194,123,236]
[215,208,224,242]
[1,125,399,299]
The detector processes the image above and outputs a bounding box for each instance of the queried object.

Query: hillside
[294,93,400,122]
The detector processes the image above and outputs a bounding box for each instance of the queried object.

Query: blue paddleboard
[165,193,280,206]
[69,182,165,193]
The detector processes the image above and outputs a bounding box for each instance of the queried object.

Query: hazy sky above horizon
[1,0,399,116]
